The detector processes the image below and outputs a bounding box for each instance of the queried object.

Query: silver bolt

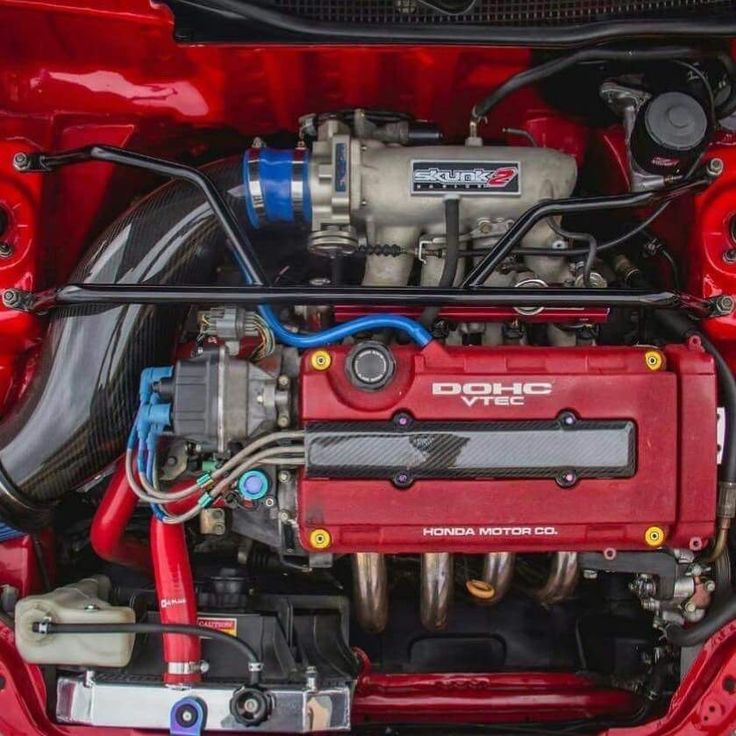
[12,152,30,171]
[277,375,290,389]
[715,295,736,315]
[0,243,12,259]
[582,569,598,580]
[278,470,291,483]
[305,665,319,691]
[278,510,290,523]
[2,289,20,308]
[723,249,736,265]
[685,601,697,614]
[213,523,226,535]
[264,497,275,508]
[705,580,717,592]
[277,413,290,428]
[708,158,725,177]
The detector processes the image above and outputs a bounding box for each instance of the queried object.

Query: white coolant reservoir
[14,575,135,667]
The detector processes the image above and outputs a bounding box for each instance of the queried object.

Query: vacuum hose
[0,158,245,530]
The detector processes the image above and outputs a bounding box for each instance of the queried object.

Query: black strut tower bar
[6,145,721,319]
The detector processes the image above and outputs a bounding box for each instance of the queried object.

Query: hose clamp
[246,149,266,228]
[291,148,307,222]
[167,661,204,676]
[718,480,736,518]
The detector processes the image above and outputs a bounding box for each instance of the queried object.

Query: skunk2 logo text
[411,160,521,195]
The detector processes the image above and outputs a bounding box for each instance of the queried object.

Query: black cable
[699,333,736,484]
[673,59,717,126]
[657,247,681,291]
[665,596,736,647]
[330,255,344,286]
[420,198,460,329]
[32,620,260,665]
[546,219,598,284]
[30,534,50,593]
[472,46,701,121]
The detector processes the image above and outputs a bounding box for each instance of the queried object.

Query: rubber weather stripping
[168,0,736,47]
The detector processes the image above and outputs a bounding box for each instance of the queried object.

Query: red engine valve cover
[298,340,717,554]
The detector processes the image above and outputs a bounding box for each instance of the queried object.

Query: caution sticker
[197,615,238,637]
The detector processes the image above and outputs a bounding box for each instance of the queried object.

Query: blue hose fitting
[243,147,310,229]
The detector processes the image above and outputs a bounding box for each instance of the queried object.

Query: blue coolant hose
[257,305,432,348]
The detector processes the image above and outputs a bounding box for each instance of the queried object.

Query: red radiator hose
[150,517,202,684]
[90,463,150,572]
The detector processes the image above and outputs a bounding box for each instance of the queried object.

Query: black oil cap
[346,341,396,391]
[645,92,708,152]
[632,91,710,175]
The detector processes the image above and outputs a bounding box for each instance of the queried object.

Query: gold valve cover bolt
[309,528,332,550]
[644,526,666,547]
[644,350,664,371]
[310,350,332,371]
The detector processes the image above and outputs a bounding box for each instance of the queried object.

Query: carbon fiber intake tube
[0,158,244,530]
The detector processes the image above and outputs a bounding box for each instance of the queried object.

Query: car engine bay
[2,2,736,734]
